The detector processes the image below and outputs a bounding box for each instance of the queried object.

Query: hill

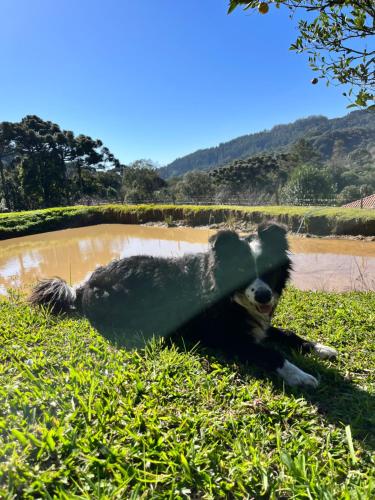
[159,110,375,179]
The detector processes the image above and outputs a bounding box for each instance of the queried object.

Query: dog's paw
[277,360,319,388]
[314,343,338,360]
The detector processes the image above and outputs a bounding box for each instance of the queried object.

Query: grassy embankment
[1,289,374,498]
[1,204,375,239]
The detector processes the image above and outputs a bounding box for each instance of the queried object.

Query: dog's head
[209,230,256,294]
[233,222,291,318]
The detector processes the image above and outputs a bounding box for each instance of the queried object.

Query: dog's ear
[258,221,288,249]
[209,230,242,256]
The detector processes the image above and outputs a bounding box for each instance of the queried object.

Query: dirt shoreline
[1,204,374,240]
[141,220,375,241]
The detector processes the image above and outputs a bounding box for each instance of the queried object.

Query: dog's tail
[29,277,78,313]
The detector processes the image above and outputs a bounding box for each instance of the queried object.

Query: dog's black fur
[29,222,337,386]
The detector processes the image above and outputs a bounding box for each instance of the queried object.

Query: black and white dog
[29,222,337,387]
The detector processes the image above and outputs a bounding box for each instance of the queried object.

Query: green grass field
[1,289,374,498]
[1,203,375,238]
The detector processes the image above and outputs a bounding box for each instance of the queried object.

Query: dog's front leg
[266,326,338,360]
[224,337,319,388]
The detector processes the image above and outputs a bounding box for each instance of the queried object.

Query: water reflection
[0,225,212,294]
[0,224,374,294]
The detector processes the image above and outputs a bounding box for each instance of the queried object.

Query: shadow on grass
[240,353,374,451]
[240,354,373,452]
[279,358,375,449]
[96,323,375,453]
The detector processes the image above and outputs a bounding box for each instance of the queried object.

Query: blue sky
[1,0,350,165]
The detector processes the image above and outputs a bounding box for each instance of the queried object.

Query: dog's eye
[251,288,254,292]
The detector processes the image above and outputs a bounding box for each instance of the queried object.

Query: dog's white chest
[250,324,268,343]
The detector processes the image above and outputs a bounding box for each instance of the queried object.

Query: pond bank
[0,203,374,239]
[144,220,375,241]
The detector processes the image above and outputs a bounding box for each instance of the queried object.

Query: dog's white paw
[314,343,338,360]
[277,360,319,388]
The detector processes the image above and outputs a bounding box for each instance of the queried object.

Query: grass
[1,289,374,498]
[1,203,375,239]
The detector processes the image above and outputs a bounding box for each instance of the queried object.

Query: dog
[29,221,337,387]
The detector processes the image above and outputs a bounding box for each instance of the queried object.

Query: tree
[0,122,18,209]
[338,184,361,204]
[289,139,322,167]
[210,153,294,201]
[0,116,121,209]
[281,164,336,204]
[122,160,166,202]
[228,1,375,107]
[18,157,44,209]
[172,171,215,202]
[11,117,69,207]
[16,116,119,195]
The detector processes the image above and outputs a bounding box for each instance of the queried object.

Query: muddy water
[0,224,374,295]
[290,238,375,291]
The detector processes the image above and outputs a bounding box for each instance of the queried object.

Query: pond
[0,224,374,295]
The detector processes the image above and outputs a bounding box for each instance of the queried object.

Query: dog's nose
[254,288,272,304]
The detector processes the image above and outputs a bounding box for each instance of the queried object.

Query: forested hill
[159,110,375,179]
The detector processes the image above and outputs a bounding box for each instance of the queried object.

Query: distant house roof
[343,193,375,209]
